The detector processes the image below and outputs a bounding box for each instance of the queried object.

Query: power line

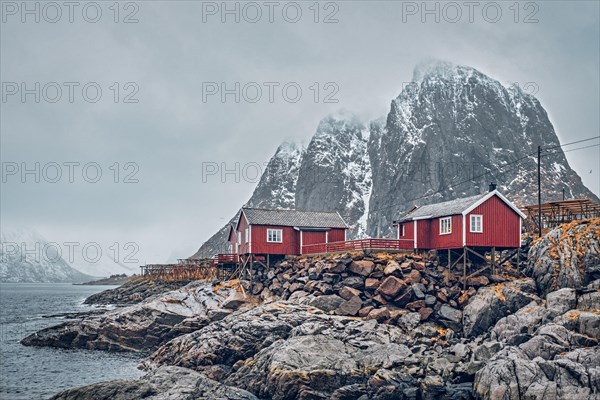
[340,136,599,220]
[545,143,600,155]
[544,136,600,151]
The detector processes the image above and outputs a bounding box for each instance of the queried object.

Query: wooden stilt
[463,247,467,290]
[491,247,496,275]
[448,249,451,268]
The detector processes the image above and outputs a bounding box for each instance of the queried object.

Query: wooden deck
[301,238,413,255]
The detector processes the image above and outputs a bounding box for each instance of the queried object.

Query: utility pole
[537,145,542,238]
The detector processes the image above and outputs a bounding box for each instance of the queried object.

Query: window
[470,215,483,233]
[440,217,452,235]
[237,231,241,243]
[267,229,282,243]
[400,224,405,237]
[244,228,249,242]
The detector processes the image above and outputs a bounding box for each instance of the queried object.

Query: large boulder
[22,282,233,352]
[83,278,192,305]
[474,342,600,399]
[226,334,412,400]
[526,219,600,295]
[462,279,539,337]
[546,288,577,317]
[308,294,345,312]
[376,276,408,298]
[49,366,258,400]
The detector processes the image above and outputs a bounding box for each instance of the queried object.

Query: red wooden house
[228,207,348,261]
[394,188,526,252]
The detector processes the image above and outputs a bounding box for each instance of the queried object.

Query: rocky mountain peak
[192,62,598,258]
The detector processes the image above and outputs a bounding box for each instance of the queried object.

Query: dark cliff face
[191,61,598,258]
[295,112,371,237]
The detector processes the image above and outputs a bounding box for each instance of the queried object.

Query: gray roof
[241,207,348,228]
[397,193,487,222]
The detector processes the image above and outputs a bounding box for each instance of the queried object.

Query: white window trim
[244,228,249,242]
[470,214,483,233]
[267,229,283,243]
[440,217,452,235]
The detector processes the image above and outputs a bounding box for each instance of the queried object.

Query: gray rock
[397,312,421,331]
[335,295,363,316]
[226,334,412,400]
[546,288,577,316]
[49,366,258,400]
[22,282,232,352]
[412,283,426,299]
[578,291,600,312]
[491,300,550,344]
[438,305,462,323]
[463,279,539,337]
[475,313,600,400]
[308,294,345,312]
[526,220,600,295]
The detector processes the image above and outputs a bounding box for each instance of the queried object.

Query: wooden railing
[301,238,413,255]
[215,253,239,263]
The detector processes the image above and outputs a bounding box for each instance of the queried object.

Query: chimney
[489,183,497,192]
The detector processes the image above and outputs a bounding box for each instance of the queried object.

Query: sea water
[0,283,144,400]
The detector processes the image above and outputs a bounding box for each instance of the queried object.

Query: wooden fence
[301,238,413,255]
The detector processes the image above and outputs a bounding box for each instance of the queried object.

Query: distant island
[75,274,132,286]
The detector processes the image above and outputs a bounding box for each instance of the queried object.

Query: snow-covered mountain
[0,228,94,283]
[295,111,372,238]
[367,60,598,236]
[192,60,599,258]
[0,228,138,282]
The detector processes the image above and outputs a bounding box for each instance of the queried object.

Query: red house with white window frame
[394,188,526,251]
[228,207,348,261]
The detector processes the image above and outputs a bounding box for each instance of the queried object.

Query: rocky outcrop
[49,366,258,400]
[144,301,478,400]
[462,278,539,337]
[83,278,193,305]
[526,219,600,295]
[475,282,600,399]
[22,282,238,352]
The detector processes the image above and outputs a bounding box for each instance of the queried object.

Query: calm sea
[0,283,144,400]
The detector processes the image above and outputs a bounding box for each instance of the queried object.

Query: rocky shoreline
[23,219,600,399]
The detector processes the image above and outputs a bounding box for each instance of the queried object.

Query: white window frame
[401,224,405,237]
[470,214,483,233]
[237,231,241,244]
[266,228,283,243]
[244,228,249,242]
[439,217,452,235]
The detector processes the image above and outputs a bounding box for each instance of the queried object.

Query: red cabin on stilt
[228,207,348,261]
[394,187,526,252]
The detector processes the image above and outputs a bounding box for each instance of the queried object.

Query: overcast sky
[1,0,599,267]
